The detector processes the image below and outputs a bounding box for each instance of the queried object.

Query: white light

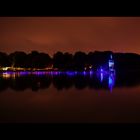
[2,67,9,71]
[89,65,92,69]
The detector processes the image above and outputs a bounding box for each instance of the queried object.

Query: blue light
[75,71,77,74]
[100,66,103,73]
[66,71,75,76]
[109,76,113,85]
[83,71,86,75]
[90,70,93,75]
[108,73,115,92]
[100,73,103,82]
[19,71,30,76]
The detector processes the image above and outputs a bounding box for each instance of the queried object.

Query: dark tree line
[0,50,140,71]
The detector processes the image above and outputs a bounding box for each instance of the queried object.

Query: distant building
[108,54,114,72]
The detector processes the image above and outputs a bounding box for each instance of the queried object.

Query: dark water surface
[0,71,140,123]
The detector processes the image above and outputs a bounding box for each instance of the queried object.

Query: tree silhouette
[0,52,10,67]
[0,50,140,71]
[8,51,28,67]
[73,51,87,71]
[27,51,52,69]
[53,51,65,70]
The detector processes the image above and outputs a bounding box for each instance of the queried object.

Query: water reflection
[108,73,115,92]
[0,70,139,92]
[100,72,104,83]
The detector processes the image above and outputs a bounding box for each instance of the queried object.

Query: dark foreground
[0,70,140,123]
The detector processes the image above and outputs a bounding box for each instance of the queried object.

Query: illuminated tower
[108,54,114,72]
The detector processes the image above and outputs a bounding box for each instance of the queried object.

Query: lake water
[0,71,140,123]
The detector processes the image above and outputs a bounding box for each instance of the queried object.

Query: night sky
[0,17,140,56]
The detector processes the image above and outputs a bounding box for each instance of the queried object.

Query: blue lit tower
[108,54,115,72]
[108,54,115,92]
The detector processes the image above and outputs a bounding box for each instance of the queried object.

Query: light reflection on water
[108,73,115,92]
[0,71,140,123]
[0,71,116,92]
